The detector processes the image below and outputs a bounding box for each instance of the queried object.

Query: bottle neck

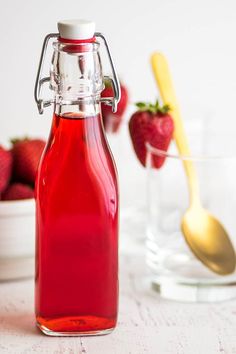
[54,97,101,118]
[50,41,104,110]
[50,102,107,154]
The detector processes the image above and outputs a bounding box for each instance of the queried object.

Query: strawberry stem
[10,137,29,145]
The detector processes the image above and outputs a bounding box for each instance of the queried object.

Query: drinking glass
[146,116,236,302]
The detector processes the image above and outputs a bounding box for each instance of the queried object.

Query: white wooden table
[1,236,236,354]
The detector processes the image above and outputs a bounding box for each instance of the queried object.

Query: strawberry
[0,146,13,194]
[129,100,174,168]
[2,183,34,201]
[12,138,46,184]
[101,81,128,133]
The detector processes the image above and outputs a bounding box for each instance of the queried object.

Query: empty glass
[146,116,236,302]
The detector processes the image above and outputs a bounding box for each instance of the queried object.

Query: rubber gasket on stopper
[59,36,96,44]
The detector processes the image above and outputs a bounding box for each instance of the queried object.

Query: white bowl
[0,199,35,281]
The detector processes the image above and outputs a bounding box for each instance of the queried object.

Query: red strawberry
[12,138,46,184]
[101,81,128,133]
[2,183,34,201]
[129,100,174,168]
[0,146,13,194]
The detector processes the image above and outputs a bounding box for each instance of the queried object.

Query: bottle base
[36,315,116,337]
[37,322,115,337]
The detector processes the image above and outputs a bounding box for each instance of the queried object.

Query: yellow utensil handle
[151,52,199,205]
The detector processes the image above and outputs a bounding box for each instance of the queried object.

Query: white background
[1,0,236,207]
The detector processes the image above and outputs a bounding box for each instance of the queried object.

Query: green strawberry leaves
[136,99,170,114]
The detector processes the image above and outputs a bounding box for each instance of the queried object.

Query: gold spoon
[151,52,236,275]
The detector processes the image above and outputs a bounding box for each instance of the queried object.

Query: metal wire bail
[34,32,121,115]
[34,33,59,115]
[95,32,121,112]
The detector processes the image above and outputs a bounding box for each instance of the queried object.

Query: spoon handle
[151,52,200,206]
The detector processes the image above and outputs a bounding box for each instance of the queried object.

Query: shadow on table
[1,312,39,336]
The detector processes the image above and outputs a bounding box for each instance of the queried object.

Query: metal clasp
[34,32,121,115]
[95,32,121,112]
[34,33,59,114]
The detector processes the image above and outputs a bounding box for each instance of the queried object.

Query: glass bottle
[34,19,120,336]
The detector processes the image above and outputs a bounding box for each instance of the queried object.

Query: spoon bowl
[182,206,236,275]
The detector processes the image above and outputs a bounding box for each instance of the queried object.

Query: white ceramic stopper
[58,19,96,40]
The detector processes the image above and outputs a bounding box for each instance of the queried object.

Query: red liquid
[35,112,119,335]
